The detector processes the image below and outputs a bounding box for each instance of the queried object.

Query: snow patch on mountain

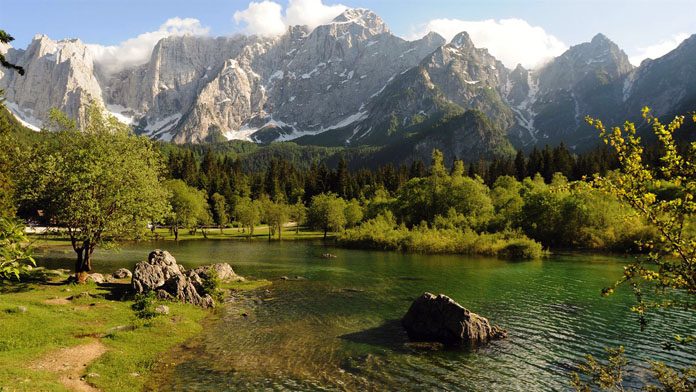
[144,113,182,136]
[106,104,137,125]
[4,101,42,131]
[224,124,260,141]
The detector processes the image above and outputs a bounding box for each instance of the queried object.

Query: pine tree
[527,147,543,179]
[514,150,527,180]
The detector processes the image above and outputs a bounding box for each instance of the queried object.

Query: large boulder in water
[193,263,244,282]
[402,293,507,347]
[131,249,214,308]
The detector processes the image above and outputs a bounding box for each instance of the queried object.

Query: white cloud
[233,1,286,37]
[629,32,690,66]
[233,0,347,36]
[88,17,209,75]
[408,18,567,69]
[285,0,347,29]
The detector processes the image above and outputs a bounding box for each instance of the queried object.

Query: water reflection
[36,241,696,391]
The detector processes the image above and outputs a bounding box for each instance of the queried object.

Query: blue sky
[2,0,695,68]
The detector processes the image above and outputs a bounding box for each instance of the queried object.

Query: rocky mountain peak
[24,34,94,65]
[3,9,695,154]
[681,33,696,47]
[590,33,611,46]
[537,33,633,93]
[575,33,631,69]
[331,8,389,35]
[450,32,474,49]
[622,32,696,119]
[666,33,696,58]
[0,33,102,131]
[420,31,445,44]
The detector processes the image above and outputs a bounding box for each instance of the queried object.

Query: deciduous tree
[19,105,168,282]
[308,193,347,239]
[164,179,209,241]
[211,192,229,233]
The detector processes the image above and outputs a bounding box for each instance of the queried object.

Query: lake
[36,240,696,391]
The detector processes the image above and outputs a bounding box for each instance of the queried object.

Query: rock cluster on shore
[112,268,132,279]
[131,249,242,308]
[402,292,507,347]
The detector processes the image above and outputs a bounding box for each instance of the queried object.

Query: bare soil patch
[30,339,107,392]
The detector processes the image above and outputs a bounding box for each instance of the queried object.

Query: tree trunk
[74,248,83,282]
[296,223,300,234]
[268,225,272,242]
[324,229,328,240]
[173,225,179,241]
[74,242,93,283]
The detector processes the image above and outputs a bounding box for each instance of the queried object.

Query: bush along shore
[0,250,269,392]
[338,220,545,259]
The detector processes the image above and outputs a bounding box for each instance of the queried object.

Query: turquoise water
[37,241,696,391]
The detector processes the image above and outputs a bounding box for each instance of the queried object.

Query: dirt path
[43,297,71,305]
[30,339,107,392]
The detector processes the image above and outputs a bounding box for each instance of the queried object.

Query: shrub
[131,291,159,319]
[201,269,224,303]
[338,214,543,259]
[0,218,35,281]
[499,237,544,260]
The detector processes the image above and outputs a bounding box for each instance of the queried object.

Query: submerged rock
[402,292,507,347]
[193,263,244,282]
[131,249,215,308]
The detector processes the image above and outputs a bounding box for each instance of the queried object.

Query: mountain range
[1,8,695,163]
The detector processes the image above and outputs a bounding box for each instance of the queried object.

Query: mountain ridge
[1,8,695,158]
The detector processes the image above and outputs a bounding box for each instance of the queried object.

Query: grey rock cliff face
[104,34,267,140]
[511,33,635,148]
[3,9,696,152]
[622,34,696,120]
[0,9,444,144]
[0,35,103,129]
[250,9,444,143]
[311,31,513,150]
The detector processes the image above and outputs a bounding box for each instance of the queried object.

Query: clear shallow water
[37,241,696,391]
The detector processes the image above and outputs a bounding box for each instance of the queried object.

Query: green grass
[27,225,330,250]
[0,276,269,391]
[146,225,327,242]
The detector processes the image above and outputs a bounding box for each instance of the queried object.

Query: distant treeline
[163,141,622,206]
